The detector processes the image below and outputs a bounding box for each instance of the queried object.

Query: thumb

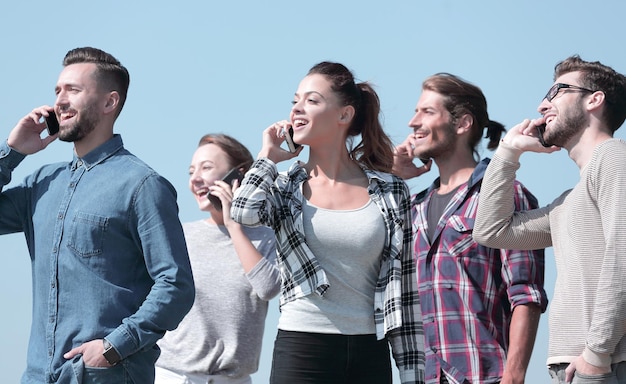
[63,345,82,360]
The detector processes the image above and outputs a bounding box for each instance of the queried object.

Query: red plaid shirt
[412,159,548,384]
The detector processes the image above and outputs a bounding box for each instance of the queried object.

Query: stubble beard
[545,97,588,147]
[416,121,457,160]
[58,104,99,143]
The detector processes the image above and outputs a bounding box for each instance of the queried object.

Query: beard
[414,121,457,160]
[58,103,99,143]
[545,97,589,147]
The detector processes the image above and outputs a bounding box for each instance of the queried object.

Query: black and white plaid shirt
[231,158,425,383]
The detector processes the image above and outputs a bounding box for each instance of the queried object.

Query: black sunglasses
[544,83,596,102]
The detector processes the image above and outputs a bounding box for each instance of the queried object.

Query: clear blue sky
[1,1,625,382]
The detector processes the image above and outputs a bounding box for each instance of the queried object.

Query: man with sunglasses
[474,55,626,383]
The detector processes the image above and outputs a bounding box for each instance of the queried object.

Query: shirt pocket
[67,211,109,257]
[443,215,475,257]
[443,215,497,278]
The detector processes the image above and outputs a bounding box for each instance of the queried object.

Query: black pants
[270,330,392,384]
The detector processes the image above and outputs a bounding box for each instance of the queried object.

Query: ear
[586,90,606,112]
[339,105,356,124]
[456,114,473,135]
[103,91,120,116]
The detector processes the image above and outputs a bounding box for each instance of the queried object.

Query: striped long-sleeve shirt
[475,140,626,369]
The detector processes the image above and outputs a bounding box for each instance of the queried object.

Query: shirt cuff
[0,140,26,169]
[106,326,135,360]
[496,139,524,163]
[399,366,424,384]
[582,345,612,368]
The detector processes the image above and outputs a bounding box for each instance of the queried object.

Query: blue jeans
[549,362,626,384]
[82,365,133,384]
[270,330,392,384]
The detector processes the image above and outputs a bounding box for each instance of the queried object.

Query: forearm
[227,223,265,273]
[502,304,542,383]
[474,145,522,248]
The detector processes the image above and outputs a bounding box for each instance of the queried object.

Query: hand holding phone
[45,112,59,136]
[208,167,245,210]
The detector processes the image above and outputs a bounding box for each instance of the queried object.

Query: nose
[408,112,421,128]
[189,169,202,184]
[537,99,550,115]
[291,99,303,114]
[55,90,69,111]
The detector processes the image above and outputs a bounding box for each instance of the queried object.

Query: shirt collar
[71,134,124,171]
[413,157,492,204]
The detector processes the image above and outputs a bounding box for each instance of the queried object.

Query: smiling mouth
[293,119,308,127]
[195,188,208,197]
[60,111,76,122]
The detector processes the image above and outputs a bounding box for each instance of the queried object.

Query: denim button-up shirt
[0,135,194,384]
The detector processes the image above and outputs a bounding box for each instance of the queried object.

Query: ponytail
[348,82,394,173]
[485,120,506,150]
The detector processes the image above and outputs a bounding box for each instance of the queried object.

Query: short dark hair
[554,55,626,132]
[63,47,130,118]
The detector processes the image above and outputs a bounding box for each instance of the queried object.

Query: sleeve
[246,233,281,301]
[473,142,553,250]
[106,174,195,359]
[500,181,549,312]
[231,157,280,229]
[387,180,426,384]
[0,140,27,235]
[583,145,626,366]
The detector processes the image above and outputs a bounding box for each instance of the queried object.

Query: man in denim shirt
[0,47,195,384]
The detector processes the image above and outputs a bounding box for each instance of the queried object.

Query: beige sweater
[474,139,626,368]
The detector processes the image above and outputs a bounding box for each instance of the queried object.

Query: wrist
[497,139,524,162]
[102,339,122,365]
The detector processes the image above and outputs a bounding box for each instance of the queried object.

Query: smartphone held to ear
[535,123,551,148]
[208,167,245,210]
[45,112,59,136]
[284,126,301,153]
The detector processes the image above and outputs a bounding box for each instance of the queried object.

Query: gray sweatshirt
[156,220,280,378]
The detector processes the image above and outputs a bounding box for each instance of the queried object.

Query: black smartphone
[208,167,245,210]
[419,158,430,165]
[45,112,59,136]
[284,126,301,153]
[535,123,551,147]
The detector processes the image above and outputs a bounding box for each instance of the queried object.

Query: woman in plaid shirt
[231,61,425,384]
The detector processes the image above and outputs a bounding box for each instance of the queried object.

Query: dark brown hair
[554,55,626,133]
[423,73,505,156]
[63,47,130,118]
[307,62,394,173]
[198,133,253,172]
